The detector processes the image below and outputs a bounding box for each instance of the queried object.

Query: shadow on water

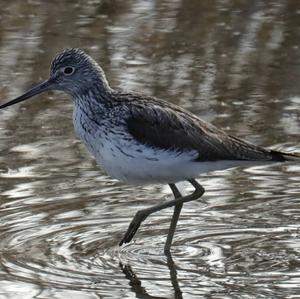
[0,0,300,298]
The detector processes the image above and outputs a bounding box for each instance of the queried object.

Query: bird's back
[113,90,294,162]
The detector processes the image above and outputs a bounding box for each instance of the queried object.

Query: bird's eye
[63,66,75,75]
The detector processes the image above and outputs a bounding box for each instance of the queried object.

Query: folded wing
[126,98,286,162]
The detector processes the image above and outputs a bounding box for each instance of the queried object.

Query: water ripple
[0,0,300,297]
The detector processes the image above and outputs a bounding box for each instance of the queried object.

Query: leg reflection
[120,251,183,299]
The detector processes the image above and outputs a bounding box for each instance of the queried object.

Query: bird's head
[0,48,110,109]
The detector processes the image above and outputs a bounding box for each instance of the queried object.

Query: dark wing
[125,98,285,162]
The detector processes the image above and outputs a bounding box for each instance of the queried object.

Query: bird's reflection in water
[120,252,183,299]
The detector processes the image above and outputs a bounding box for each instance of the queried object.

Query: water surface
[0,1,300,298]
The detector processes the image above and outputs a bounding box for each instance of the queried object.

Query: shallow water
[0,0,300,298]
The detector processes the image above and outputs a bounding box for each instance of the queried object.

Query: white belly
[74,125,200,184]
[95,142,202,184]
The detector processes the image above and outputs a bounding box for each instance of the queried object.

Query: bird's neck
[73,64,114,108]
[73,81,114,117]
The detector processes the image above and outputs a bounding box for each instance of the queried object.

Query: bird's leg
[164,184,183,254]
[119,179,205,250]
[164,179,205,253]
[188,178,205,196]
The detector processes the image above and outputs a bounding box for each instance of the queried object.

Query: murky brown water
[0,0,300,298]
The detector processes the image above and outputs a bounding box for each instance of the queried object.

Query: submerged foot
[119,210,147,246]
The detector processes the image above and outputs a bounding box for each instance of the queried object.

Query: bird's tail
[270,150,300,162]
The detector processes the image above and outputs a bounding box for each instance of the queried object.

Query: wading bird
[1,48,299,253]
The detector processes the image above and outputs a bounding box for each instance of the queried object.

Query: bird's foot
[119,210,147,246]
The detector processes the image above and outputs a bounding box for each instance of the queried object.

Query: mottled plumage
[0,48,299,252]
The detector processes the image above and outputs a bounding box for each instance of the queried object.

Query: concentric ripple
[1,162,300,298]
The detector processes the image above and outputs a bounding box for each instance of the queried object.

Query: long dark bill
[0,80,54,109]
